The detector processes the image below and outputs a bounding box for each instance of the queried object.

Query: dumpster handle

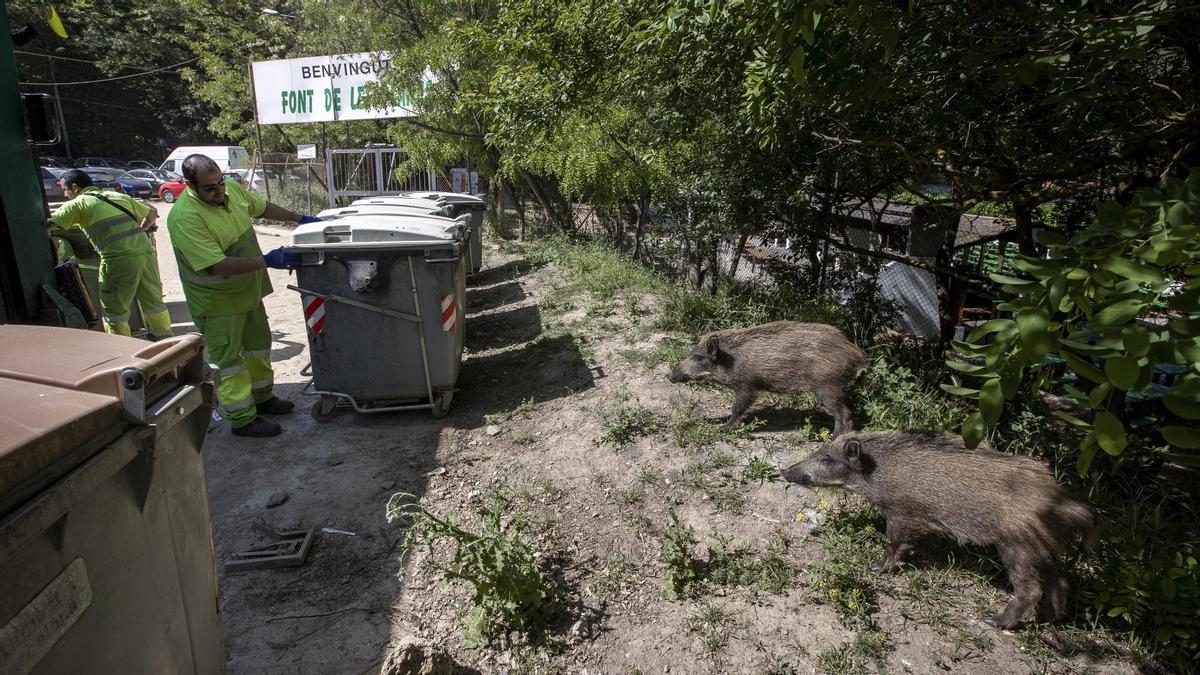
[423,254,460,264]
[407,257,436,410]
[286,285,420,324]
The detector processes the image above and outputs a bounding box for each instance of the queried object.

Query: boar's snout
[667,368,689,383]
[782,463,812,486]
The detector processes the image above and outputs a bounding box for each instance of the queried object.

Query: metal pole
[248,60,270,203]
[46,56,71,158]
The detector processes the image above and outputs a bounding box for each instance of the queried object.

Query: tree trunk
[518,169,563,228]
[1012,200,1037,256]
[729,231,749,282]
[633,192,650,262]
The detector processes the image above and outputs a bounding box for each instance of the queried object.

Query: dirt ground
[150,203,1138,675]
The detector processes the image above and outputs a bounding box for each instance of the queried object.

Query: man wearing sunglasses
[167,153,321,438]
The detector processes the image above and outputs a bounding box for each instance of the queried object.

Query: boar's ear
[704,335,720,359]
[843,440,863,470]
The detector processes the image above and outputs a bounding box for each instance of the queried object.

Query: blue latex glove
[263,247,299,270]
[298,215,322,225]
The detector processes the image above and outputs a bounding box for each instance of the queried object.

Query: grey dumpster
[355,192,486,276]
[319,202,451,220]
[288,213,469,421]
[0,327,222,675]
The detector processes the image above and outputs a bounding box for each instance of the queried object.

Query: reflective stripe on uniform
[173,246,254,286]
[219,363,247,378]
[85,214,130,239]
[251,378,273,390]
[104,312,131,322]
[141,304,168,314]
[223,396,255,411]
[95,227,147,250]
[243,349,270,359]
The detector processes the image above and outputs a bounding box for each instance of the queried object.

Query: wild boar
[783,431,1093,629]
[666,321,866,436]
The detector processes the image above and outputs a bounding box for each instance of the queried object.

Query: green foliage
[806,508,886,630]
[595,394,657,447]
[659,510,702,601]
[946,174,1200,474]
[815,629,889,675]
[854,346,970,433]
[386,490,564,648]
[1075,486,1200,668]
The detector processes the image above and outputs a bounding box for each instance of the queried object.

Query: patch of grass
[900,568,995,665]
[685,602,741,657]
[511,433,537,446]
[705,532,798,595]
[636,465,660,486]
[743,456,782,486]
[681,449,746,513]
[485,397,537,426]
[815,629,889,675]
[669,402,761,451]
[806,507,887,630]
[595,394,658,447]
[386,489,566,648]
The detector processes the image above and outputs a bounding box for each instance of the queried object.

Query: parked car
[78,157,124,169]
[158,178,187,203]
[79,167,122,191]
[127,169,167,194]
[41,156,75,170]
[125,160,157,170]
[108,170,154,199]
[40,167,66,199]
[81,168,152,199]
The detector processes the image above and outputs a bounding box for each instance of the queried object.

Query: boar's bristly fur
[783,431,1093,629]
[666,321,866,437]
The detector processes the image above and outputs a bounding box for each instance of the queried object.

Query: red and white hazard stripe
[303,295,326,333]
[440,293,457,332]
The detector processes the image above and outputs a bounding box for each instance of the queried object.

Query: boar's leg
[722,388,758,430]
[1040,572,1070,622]
[872,515,918,573]
[820,392,854,439]
[987,545,1046,629]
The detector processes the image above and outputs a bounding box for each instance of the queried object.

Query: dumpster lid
[291,213,470,247]
[0,377,125,510]
[319,203,452,220]
[397,191,484,206]
[0,326,204,399]
[350,196,449,209]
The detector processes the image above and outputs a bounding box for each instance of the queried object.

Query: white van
[158,146,250,176]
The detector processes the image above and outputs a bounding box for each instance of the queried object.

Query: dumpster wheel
[431,391,453,419]
[311,396,339,423]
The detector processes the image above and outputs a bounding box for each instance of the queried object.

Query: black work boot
[231,416,282,438]
[257,396,295,415]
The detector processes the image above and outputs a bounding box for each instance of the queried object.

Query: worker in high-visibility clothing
[167,154,320,438]
[49,169,174,338]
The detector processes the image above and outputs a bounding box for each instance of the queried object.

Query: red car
[158,179,186,203]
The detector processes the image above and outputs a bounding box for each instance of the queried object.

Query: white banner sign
[251,52,418,124]
[297,144,317,159]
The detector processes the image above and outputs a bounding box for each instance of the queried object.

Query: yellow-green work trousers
[195,302,274,428]
[99,252,173,338]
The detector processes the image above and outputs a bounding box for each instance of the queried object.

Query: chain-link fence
[248,152,330,215]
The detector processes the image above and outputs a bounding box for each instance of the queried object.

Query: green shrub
[659,510,702,600]
[595,395,657,447]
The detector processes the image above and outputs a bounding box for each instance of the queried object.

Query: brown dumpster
[0,326,224,675]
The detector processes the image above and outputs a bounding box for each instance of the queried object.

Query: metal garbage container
[320,202,452,220]
[354,192,487,276]
[0,326,222,675]
[288,212,469,421]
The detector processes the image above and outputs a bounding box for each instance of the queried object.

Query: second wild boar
[666,321,866,436]
[782,431,1094,629]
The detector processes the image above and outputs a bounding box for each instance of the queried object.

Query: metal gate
[325,147,437,207]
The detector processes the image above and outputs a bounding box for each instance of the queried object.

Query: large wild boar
[783,431,1093,629]
[666,321,866,436]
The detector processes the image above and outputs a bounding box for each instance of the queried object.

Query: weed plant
[595,394,658,447]
[387,490,565,648]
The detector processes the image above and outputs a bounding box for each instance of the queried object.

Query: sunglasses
[195,180,226,193]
